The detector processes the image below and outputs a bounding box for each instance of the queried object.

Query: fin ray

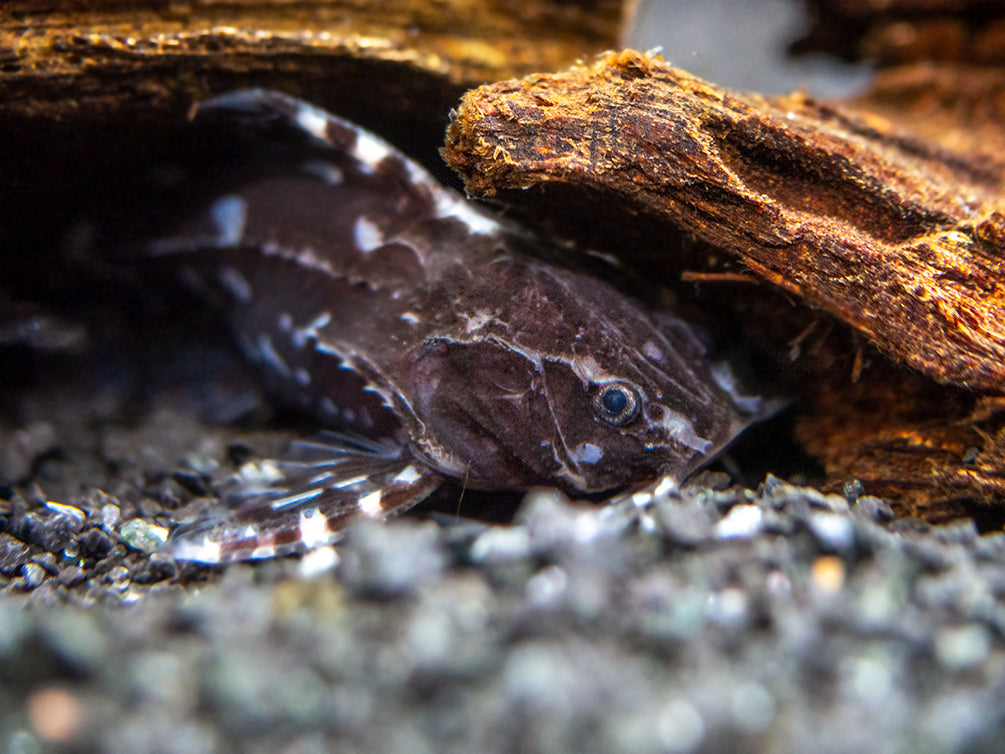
[169,433,439,563]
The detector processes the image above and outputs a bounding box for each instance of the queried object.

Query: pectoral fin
[169,432,440,563]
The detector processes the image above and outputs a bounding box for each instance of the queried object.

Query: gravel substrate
[3,466,1005,753]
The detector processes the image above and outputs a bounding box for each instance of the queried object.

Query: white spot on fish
[316,341,343,357]
[352,131,390,172]
[569,355,618,386]
[294,103,329,141]
[359,490,383,517]
[395,153,500,235]
[643,341,663,361]
[209,195,247,246]
[257,333,291,376]
[307,311,332,331]
[400,312,420,324]
[250,544,276,560]
[343,408,356,423]
[403,159,440,193]
[293,311,332,348]
[354,216,383,252]
[710,362,739,395]
[649,407,712,454]
[462,310,494,333]
[393,465,422,485]
[277,312,293,332]
[569,442,604,465]
[295,368,311,386]
[417,438,468,477]
[302,159,344,186]
[218,266,252,304]
[434,193,502,236]
[320,397,340,419]
[551,461,590,490]
[299,507,333,548]
[171,536,222,564]
[711,362,763,414]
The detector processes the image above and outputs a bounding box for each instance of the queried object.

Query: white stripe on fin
[171,536,223,564]
[359,490,383,518]
[298,507,333,549]
[352,130,391,172]
[168,431,442,563]
[294,102,330,141]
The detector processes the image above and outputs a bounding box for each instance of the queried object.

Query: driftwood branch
[443,50,1005,393]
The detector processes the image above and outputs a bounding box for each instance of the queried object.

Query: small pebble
[21,562,47,590]
[27,686,84,744]
[654,502,714,547]
[56,566,87,587]
[172,470,210,497]
[298,545,340,578]
[470,526,531,564]
[103,565,131,590]
[525,565,568,608]
[340,520,444,596]
[120,519,169,553]
[853,496,895,523]
[808,512,855,552]
[714,504,763,539]
[656,698,705,753]
[0,532,30,574]
[79,529,115,559]
[706,588,748,628]
[30,552,59,576]
[730,682,775,733]
[934,624,992,671]
[42,502,86,526]
[842,478,866,503]
[100,504,121,531]
[810,556,846,594]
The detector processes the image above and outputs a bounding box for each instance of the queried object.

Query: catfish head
[398,252,761,494]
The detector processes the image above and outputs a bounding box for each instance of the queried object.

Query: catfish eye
[592,382,641,426]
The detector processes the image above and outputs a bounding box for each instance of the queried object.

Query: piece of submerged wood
[443,49,1005,394]
[795,0,1005,68]
[0,0,626,211]
[0,0,625,122]
[795,358,1005,524]
[855,63,1005,168]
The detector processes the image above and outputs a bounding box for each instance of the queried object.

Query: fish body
[154,90,762,562]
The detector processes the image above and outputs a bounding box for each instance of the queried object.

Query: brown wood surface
[796,0,1005,66]
[0,0,624,121]
[443,49,1005,394]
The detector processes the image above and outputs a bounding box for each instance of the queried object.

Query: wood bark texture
[443,49,1005,394]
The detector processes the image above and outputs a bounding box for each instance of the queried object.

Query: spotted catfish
[152,89,764,562]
